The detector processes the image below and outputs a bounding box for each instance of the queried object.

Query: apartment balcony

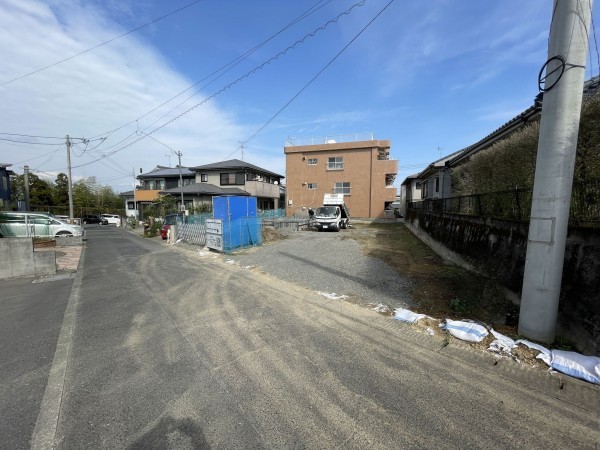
[377,158,398,175]
[134,189,161,202]
[244,180,280,198]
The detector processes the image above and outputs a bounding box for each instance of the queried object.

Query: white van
[0,212,85,238]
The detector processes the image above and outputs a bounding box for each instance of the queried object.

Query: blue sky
[1,0,599,193]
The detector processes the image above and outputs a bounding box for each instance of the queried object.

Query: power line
[242,0,397,145]
[0,132,66,139]
[89,0,332,143]
[0,0,207,87]
[0,137,65,146]
[71,1,369,169]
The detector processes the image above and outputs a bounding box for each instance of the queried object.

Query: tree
[10,173,54,208]
[54,173,69,206]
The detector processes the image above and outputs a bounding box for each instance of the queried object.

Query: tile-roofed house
[134,159,285,219]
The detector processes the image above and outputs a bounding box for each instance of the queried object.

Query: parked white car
[0,212,84,238]
[101,214,121,227]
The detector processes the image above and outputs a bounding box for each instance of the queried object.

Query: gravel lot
[231,227,414,309]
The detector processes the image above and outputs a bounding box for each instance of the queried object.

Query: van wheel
[82,219,88,224]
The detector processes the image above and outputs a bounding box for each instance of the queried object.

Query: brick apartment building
[284,138,398,218]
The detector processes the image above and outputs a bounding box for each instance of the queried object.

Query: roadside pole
[66,135,75,224]
[23,165,30,210]
[519,0,593,342]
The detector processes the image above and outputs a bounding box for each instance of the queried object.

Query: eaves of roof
[159,183,249,196]
[400,173,420,186]
[191,159,284,178]
[447,103,541,167]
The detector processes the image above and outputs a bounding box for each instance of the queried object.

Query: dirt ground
[340,222,520,337]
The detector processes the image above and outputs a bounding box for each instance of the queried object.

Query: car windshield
[315,206,338,217]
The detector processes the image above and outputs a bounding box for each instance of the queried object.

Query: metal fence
[408,179,600,224]
[176,223,207,246]
[285,132,374,146]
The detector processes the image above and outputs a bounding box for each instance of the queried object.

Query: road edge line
[30,244,86,449]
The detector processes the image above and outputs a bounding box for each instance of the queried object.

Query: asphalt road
[4,226,599,448]
[0,274,72,449]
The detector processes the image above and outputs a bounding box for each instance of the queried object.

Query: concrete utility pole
[23,165,30,210]
[66,135,75,224]
[176,151,184,211]
[519,0,593,342]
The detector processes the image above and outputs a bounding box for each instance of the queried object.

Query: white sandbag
[317,292,348,300]
[550,350,600,385]
[515,339,552,366]
[394,308,428,323]
[488,329,516,355]
[443,319,489,343]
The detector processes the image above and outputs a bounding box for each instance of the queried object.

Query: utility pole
[23,165,30,210]
[176,151,184,211]
[66,135,75,223]
[519,0,593,342]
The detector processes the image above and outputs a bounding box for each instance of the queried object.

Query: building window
[200,174,208,182]
[422,181,429,199]
[307,158,317,165]
[127,202,135,209]
[434,177,440,193]
[307,183,317,190]
[220,172,245,185]
[156,180,165,190]
[333,182,351,194]
[145,180,155,190]
[415,181,422,190]
[327,157,344,170]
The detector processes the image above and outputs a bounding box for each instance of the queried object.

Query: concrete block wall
[405,208,600,355]
[0,238,56,279]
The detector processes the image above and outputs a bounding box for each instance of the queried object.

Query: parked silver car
[0,212,85,238]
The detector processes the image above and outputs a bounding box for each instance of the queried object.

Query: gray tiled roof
[138,166,196,178]
[191,159,283,178]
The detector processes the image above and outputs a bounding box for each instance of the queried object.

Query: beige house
[284,138,397,218]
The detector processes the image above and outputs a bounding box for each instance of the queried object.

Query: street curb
[30,244,86,449]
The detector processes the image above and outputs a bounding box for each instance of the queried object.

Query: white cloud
[0,0,249,190]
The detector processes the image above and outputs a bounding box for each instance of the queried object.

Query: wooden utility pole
[519,0,593,342]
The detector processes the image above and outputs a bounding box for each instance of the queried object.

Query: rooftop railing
[285,132,374,146]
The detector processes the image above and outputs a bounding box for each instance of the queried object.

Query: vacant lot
[237,221,517,335]
[348,222,518,332]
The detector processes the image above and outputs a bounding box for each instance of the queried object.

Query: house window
[200,174,208,182]
[220,172,245,185]
[327,157,344,170]
[434,177,440,193]
[127,202,135,210]
[307,183,317,190]
[145,180,155,190]
[333,182,351,194]
[307,158,318,165]
[415,182,422,190]
[422,181,429,199]
[156,180,165,190]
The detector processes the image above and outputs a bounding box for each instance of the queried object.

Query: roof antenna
[239,141,245,160]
